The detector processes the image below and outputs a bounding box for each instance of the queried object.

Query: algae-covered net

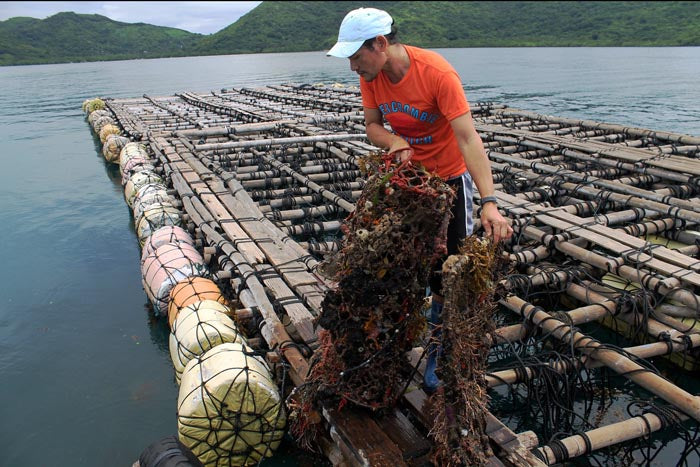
[289,151,455,445]
[430,237,507,466]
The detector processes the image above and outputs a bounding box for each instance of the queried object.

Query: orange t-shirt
[360,45,470,179]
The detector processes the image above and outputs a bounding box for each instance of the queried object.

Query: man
[328,7,513,392]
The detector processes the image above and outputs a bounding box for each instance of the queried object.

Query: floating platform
[86,83,700,466]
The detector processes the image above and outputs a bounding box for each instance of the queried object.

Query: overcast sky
[0,1,263,34]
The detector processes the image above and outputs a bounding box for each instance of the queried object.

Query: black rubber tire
[138,435,203,467]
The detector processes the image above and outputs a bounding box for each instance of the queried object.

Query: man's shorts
[428,172,474,297]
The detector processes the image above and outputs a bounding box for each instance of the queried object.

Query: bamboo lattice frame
[93,83,700,466]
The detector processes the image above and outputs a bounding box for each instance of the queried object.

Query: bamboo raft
[86,83,700,466]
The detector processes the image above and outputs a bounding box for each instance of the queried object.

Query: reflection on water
[1,47,699,466]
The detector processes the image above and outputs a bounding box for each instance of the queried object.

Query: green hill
[0,12,200,65]
[203,0,700,53]
[2,1,699,66]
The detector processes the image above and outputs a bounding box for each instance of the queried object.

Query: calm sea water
[1,48,699,467]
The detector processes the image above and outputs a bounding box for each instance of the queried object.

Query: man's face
[348,42,385,82]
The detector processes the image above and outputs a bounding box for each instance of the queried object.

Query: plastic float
[177,342,286,466]
[167,277,228,329]
[141,242,209,316]
[169,300,244,383]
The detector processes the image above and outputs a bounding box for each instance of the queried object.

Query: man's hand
[388,142,414,162]
[480,203,513,244]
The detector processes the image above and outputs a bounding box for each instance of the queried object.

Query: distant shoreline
[4,3,699,67]
[4,44,699,68]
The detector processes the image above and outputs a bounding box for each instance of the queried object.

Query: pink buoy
[141,226,194,259]
[141,242,209,316]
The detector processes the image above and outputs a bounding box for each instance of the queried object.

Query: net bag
[177,342,286,466]
[141,242,209,316]
[168,277,228,329]
[169,300,244,384]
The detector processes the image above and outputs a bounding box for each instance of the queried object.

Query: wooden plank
[160,142,269,265]
[210,177,319,268]
[296,283,326,315]
[485,413,547,467]
[403,348,541,466]
[372,409,431,462]
[253,264,317,345]
[323,406,407,467]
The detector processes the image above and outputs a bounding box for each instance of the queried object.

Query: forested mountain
[198,1,700,54]
[2,1,699,66]
[0,12,200,65]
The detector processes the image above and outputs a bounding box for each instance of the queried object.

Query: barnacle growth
[430,236,508,466]
[289,151,455,447]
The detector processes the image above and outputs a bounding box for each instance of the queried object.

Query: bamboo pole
[489,151,700,213]
[488,132,698,185]
[281,221,342,236]
[174,114,365,138]
[195,133,367,152]
[499,191,700,278]
[241,170,362,189]
[487,333,700,389]
[258,191,362,212]
[218,89,351,119]
[236,87,356,113]
[490,108,700,145]
[297,240,342,255]
[266,204,341,222]
[156,155,314,384]
[501,294,700,422]
[178,91,267,123]
[232,157,343,174]
[536,411,688,464]
[492,160,700,225]
[574,280,700,336]
[249,183,365,201]
[510,219,700,309]
[143,94,203,129]
[233,162,357,181]
[204,224,310,386]
[251,149,355,213]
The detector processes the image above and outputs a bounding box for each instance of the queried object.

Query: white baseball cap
[327,8,393,58]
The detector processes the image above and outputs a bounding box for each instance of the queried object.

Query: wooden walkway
[99,83,700,466]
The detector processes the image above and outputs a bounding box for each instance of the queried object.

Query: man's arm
[450,112,513,244]
[364,107,413,160]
